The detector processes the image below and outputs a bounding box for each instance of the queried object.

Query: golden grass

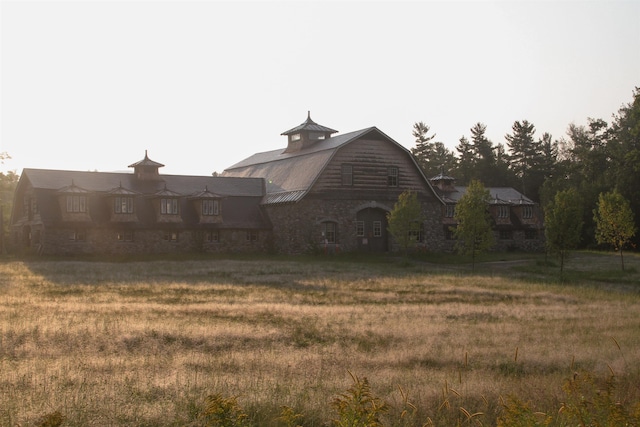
[1,254,639,426]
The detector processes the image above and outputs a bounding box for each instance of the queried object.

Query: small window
[445,205,455,218]
[117,230,134,242]
[387,167,398,187]
[161,198,179,215]
[291,133,301,141]
[69,229,86,241]
[373,221,382,237]
[205,231,219,242]
[66,195,87,213]
[309,132,325,140]
[409,222,423,242]
[115,196,134,214]
[341,164,353,186]
[355,221,364,237]
[163,231,179,241]
[202,199,219,216]
[522,206,533,219]
[499,230,513,240]
[525,229,537,240]
[445,229,455,240]
[246,231,258,242]
[323,222,337,244]
[497,206,509,218]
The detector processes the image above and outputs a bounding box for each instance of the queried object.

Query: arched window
[322,222,337,244]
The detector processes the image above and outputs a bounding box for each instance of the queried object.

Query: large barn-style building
[10,114,544,255]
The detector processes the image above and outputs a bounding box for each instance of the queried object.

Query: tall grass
[0,252,639,425]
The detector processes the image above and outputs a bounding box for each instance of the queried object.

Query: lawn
[0,252,639,426]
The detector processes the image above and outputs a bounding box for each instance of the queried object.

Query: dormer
[281,112,338,153]
[107,184,139,221]
[128,150,164,181]
[57,180,91,221]
[190,186,223,224]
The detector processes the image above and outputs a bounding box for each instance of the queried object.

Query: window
[309,132,325,140]
[117,230,134,242]
[499,230,513,240]
[115,196,134,214]
[69,229,86,241]
[445,229,455,240]
[163,231,178,242]
[341,164,353,186]
[522,206,533,219]
[387,167,398,187]
[323,222,336,243]
[497,205,509,218]
[246,231,258,242]
[355,221,364,237]
[525,229,537,240]
[445,205,455,218]
[66,195,87,213]
[24,197,38,219]
[205,231,219,242]
[202,199,219,216]
[409,222,423,242]
[291,133,301,141]
[373,221,382,237]
[161,198,179,215]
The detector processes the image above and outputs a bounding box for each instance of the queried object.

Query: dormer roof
[57,180,89,194]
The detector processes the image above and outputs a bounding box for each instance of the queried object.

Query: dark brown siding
[311,138,437,201]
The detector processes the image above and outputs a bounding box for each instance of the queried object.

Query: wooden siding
[310,138,437,201]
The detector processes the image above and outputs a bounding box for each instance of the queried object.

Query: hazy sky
[1,0,639,176]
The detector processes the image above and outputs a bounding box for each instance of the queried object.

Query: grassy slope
[0,251,639,426]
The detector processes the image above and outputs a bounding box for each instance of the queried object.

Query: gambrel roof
[224,127,442,204]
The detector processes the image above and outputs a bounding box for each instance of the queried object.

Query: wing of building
[9,114,544,255]
[11,152,270,255]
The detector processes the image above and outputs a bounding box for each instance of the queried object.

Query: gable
[224,127,443,204]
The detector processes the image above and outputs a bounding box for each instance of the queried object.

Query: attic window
[291,133,301,141]
[66,195,87,213]
[202,199,220,216]
[309,132,325,140]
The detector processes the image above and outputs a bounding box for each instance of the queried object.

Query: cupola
[128,150,164,181]
[281,112,338,153]
[429,168,456,192]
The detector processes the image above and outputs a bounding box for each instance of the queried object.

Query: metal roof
[439,186,535,205]
[23,169,265,197]
[280,112,338,136]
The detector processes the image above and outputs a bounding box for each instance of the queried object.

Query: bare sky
[1,0,639,176]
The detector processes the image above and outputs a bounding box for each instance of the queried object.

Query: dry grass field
[1,252,639,426]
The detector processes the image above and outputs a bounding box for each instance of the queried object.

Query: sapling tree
[593,189,637,270]
[387,190,424,255]
[544,188,583,278]
[452,179,494,270]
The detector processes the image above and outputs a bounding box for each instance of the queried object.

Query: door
[356,208,389,252]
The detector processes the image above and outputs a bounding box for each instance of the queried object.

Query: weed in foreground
[331,371,389,427]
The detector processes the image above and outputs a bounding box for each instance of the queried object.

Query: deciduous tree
[452,179,494,270]
[593,190,637,270]
[387,191,424,255]
[544,188,583,278]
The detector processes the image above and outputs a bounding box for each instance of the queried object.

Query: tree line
[411,87,640,250]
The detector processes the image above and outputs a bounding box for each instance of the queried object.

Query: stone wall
[265,197,448,255]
